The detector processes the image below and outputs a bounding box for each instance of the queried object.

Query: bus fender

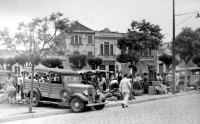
[69,93,88,103]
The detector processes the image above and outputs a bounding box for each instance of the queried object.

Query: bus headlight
[84,90,88,96]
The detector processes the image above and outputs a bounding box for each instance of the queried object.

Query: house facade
[62,22,95,69]
[156,42,172,73]
[95,28,124,73]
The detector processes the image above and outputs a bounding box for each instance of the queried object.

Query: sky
[0,0,200,45]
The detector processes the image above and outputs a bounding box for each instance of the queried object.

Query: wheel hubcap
[63,92,67,98]
[33,96,37,103]
[74,102,80,109]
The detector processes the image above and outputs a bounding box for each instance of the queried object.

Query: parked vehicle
[23,66,106,112]
[176,67,200,89]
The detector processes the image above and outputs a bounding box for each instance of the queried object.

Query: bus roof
[24,67,79,75]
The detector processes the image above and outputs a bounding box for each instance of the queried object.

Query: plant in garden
[68,54,87,70]
[87,57,102,70]
[158,53,179,72]
[41,58,63,68]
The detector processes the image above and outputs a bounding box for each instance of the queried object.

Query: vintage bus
[23,66,106,112]
[176,67,200,89]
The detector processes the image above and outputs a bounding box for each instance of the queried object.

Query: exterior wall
[156,42,172,73]
[94,30,123,73]
[65,32,95,69]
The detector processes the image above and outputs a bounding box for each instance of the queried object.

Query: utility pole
[172,0,176,94]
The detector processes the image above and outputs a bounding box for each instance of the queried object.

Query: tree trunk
[28,63,34,113]
[184,63,188,92]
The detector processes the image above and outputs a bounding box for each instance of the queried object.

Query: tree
[192,28,200,67]
[87,57,102,70]
[117,19,163,98]
[68,55,87,70]
[174,27,199,92]
[41,58,63,68]
[158,53,179,72]
[0,12,72,113]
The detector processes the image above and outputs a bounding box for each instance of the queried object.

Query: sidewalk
[0,90,199,123]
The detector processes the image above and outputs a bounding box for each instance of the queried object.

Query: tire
[70,97,86,113]
[93,104,105,110]
[60,89,71,103]
[32,92,40,107]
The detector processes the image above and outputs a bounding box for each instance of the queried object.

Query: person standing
[142,73,149,94]
[166,72,173,86]
[119,73,132,108]
[101,75,107,91]
[19,72,24,100]
[4,73,17,104]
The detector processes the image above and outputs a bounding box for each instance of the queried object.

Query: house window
[104,42,109,55]
[71,35,82,44]
[79,36,82,44]
[75,35,78,44]
[88,52,93,58]
[88,36,93,44]
[149,49,152,55]
[110,44,113,55]
[100,44,103,55]
[71,36,74,44]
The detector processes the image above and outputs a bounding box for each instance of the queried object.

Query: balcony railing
[98,54,116,60]
[140,55,155,60]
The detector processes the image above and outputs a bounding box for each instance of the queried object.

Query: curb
[0,91,199,123]
[105,91,199,108]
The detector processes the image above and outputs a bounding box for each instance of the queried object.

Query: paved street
[3,93,200,124]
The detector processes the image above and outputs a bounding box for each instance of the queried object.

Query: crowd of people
[1,70,179,106]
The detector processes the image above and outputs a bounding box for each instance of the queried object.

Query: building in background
[95,28,124,73]
[156,42,172,74]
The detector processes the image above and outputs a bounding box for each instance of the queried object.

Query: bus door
[49,73,63,99]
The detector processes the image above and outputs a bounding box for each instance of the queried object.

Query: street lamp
[172,0,200,94]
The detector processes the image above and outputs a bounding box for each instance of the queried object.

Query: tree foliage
[158,53,179,72]
[15,54,29,67]
[87,57,102,70]
[117,19,163,70]
[158,53,179,67]
[0,12,72,65]
[68,55,87,70]
[41,58,63,68]
[175,27,199,64]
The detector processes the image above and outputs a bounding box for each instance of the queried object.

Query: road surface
[3,93,200,124]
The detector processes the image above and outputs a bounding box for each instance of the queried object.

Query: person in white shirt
[119,74,132,108]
